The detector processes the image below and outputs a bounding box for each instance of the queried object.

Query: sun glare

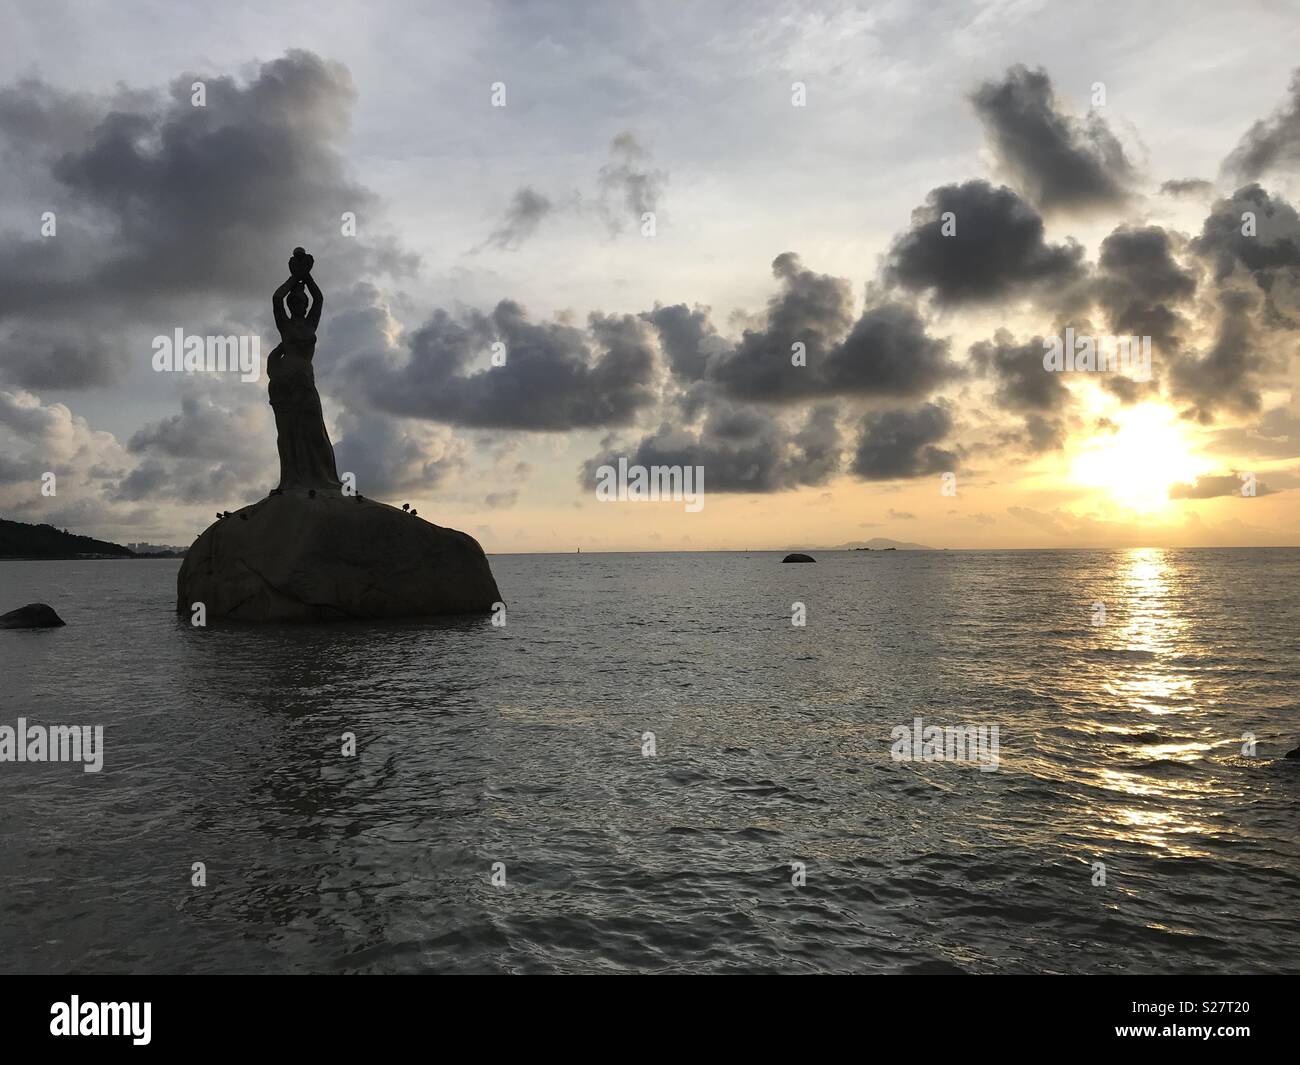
[1070,405,1209,513]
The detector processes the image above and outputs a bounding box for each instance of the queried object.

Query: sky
[1,0,1298,552]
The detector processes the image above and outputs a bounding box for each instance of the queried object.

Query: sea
[1,548,1298,973]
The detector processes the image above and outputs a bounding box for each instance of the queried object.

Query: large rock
[782,553,816,563]
[177,489,502,622]
[0,602,66,628]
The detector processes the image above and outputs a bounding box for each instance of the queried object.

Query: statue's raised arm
[272,274,295,335]
[304,271,323,330]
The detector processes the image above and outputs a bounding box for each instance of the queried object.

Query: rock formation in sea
[782,553,816,563]
[0,603,66,628]
[176,249,502,622]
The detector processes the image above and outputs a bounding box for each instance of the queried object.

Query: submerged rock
[782,553,816,563]
[1286,744,1300,760]
[0,603,66,628]
[176,489,501,622]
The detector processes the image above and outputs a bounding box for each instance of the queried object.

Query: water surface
[1,548,1298,973]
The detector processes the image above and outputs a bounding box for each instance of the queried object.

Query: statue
[175,247,503,621]
[267,247,341,491]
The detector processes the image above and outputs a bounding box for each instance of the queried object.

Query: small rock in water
[1285,744,1300,759]
[0,603,66,628]
[782,553,816,563]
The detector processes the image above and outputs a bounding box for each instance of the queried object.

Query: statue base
[176,488,502,622]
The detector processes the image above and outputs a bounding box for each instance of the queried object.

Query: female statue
[267,248,342,491]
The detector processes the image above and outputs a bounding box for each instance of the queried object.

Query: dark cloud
[1169,288,1272,422]
[1160,178,1214,198]
[1192,185,1300,305]
[970,330,1071,453]
[582,401,843,494]
[0,323,120,390]
[970,65,1136,214]
[970,329,1070,413]
[641,303,721,381]
[851,402,958,480]
[355,299,660,430]
[1222,69,1300,181]
[0,51,415,389]
[1169,473,1278,499]
[481,187,553,251]
[1092,224,1198,361]
[708,253,958,402]
[884,181,1085,307]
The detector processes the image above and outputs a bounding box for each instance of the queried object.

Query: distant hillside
[0,518,135,559]
[830,538,934,551]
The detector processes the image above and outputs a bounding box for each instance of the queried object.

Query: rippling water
[1,548,1298,973]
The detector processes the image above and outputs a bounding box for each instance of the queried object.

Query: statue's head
[286,281,309,319]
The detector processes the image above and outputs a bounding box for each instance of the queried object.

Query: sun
[1070,404,1210,513]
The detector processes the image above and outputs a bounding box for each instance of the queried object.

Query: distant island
[829,538,934,551]
[0,518,186,560]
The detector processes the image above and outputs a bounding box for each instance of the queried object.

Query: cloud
[0,389,135,527]
[1192,185,1300,313]
[582,401,843,493]
[121,391,275,503]
[1006,505,1071,537]
[354,299,661,430]
[884,181,1085,307]
[706,253,959,402]
[851,402,958,480]
[484,489,519,508]
[331,408,466,499]
[0,50,416,390]
[642,303,722,382]
[970,330,1072,452]
[1169,287,1273,422]
[598,131,666,234]
[474,132,667,249]
[1169,473,1278,498]
[1092,224,1198,363]
[970,329,1071,413]
[1206,405,1300,461]
[1222,68,1300,181]
[480,187,554,251]
[1160,178,1214,199]
[970,65,1136,214]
